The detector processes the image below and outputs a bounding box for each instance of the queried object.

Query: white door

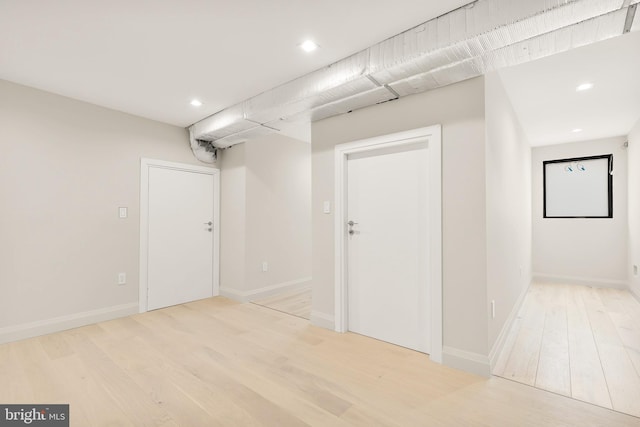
[147,166,216,310]
[347,142,430,353]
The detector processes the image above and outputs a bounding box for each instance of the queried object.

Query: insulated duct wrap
[188,0,636,155]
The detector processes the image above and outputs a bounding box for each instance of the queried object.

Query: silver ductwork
[189,0,639,159]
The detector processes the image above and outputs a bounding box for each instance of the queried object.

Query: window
[543,154,613,218]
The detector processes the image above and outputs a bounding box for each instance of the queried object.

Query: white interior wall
[219,134,312,301]
[0,79,199,342]
[532,136,628,287]
[311,77,489,374]
[485,72,532,364]
[219,143,247,292]
[628,118,640,298]
[245,134,312,293]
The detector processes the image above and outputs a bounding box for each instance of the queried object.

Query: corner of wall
[310,310,335,330]
[443,346,491,377]
[488,277,531,371]
[484,69,533,356]
[628,117,640,299]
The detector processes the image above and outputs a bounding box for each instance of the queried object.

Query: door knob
[347,221,358,226]
[204,221,212,226]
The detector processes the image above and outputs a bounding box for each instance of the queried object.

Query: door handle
[347,220,358,235]
[204,221,212,226]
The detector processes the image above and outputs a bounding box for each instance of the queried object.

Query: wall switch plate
[118,273,126,285]
[262,262,268,272]
[491,300,496,319]
[634,265,638,277]
[323,201,331,214]
[119,207,128,218]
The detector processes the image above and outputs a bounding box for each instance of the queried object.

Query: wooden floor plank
[566,284,612,409]
[609,311,640,377]
[535,284,571,396]
[1,295,639,426]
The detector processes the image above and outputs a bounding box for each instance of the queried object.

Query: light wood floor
[494,281,640,418]
[1,297,638,426]
[251,285,312,320]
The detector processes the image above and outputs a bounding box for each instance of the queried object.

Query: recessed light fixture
[190,99,203,107]
[572,128,583,133]
[300,40,319,53]
[576,82,593,92]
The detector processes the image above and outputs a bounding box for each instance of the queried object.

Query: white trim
[0,303,138,345]
[139,158,220,313]
[219,287,248,302]
[533,273,628,289]
[443,346,491,377]
[220,277,312,303]
[333,125,443,363]
[311,311,335,329]
[489,279,531,371]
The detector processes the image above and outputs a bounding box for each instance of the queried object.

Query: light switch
[323,201,331,214]
[119,207,128,218]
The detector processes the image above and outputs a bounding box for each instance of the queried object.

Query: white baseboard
[442,346,491,377]
[0,302,139,345]
[219,287,247,302]
[489,280,531,372]
[442,345,491,378]
[220,277,311,303]
[533,273,628,289]
[310,310,335,330]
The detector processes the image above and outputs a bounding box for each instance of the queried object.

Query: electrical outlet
[262,262,268,272]
[118,273,126,285]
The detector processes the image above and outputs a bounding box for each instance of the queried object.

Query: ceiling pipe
[188,0,639,160]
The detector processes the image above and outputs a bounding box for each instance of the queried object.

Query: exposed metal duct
[189,0,639,159]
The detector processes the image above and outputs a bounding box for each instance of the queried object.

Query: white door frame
[334,125,443,363]
[139,158,220,313]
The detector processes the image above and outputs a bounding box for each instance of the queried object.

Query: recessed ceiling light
[190,99,202,107]
[300,40,319,53]
[576,83,593,92]
[572,128,583,133]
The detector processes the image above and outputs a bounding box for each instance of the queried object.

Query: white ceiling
[0,0,470,127]
[498,30,640,147]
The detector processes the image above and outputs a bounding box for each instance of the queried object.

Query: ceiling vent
[189,0,639,160]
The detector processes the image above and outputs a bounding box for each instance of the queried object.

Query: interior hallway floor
[494,281,640,418]
[251,285,312,320]
[1,296,638,426]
